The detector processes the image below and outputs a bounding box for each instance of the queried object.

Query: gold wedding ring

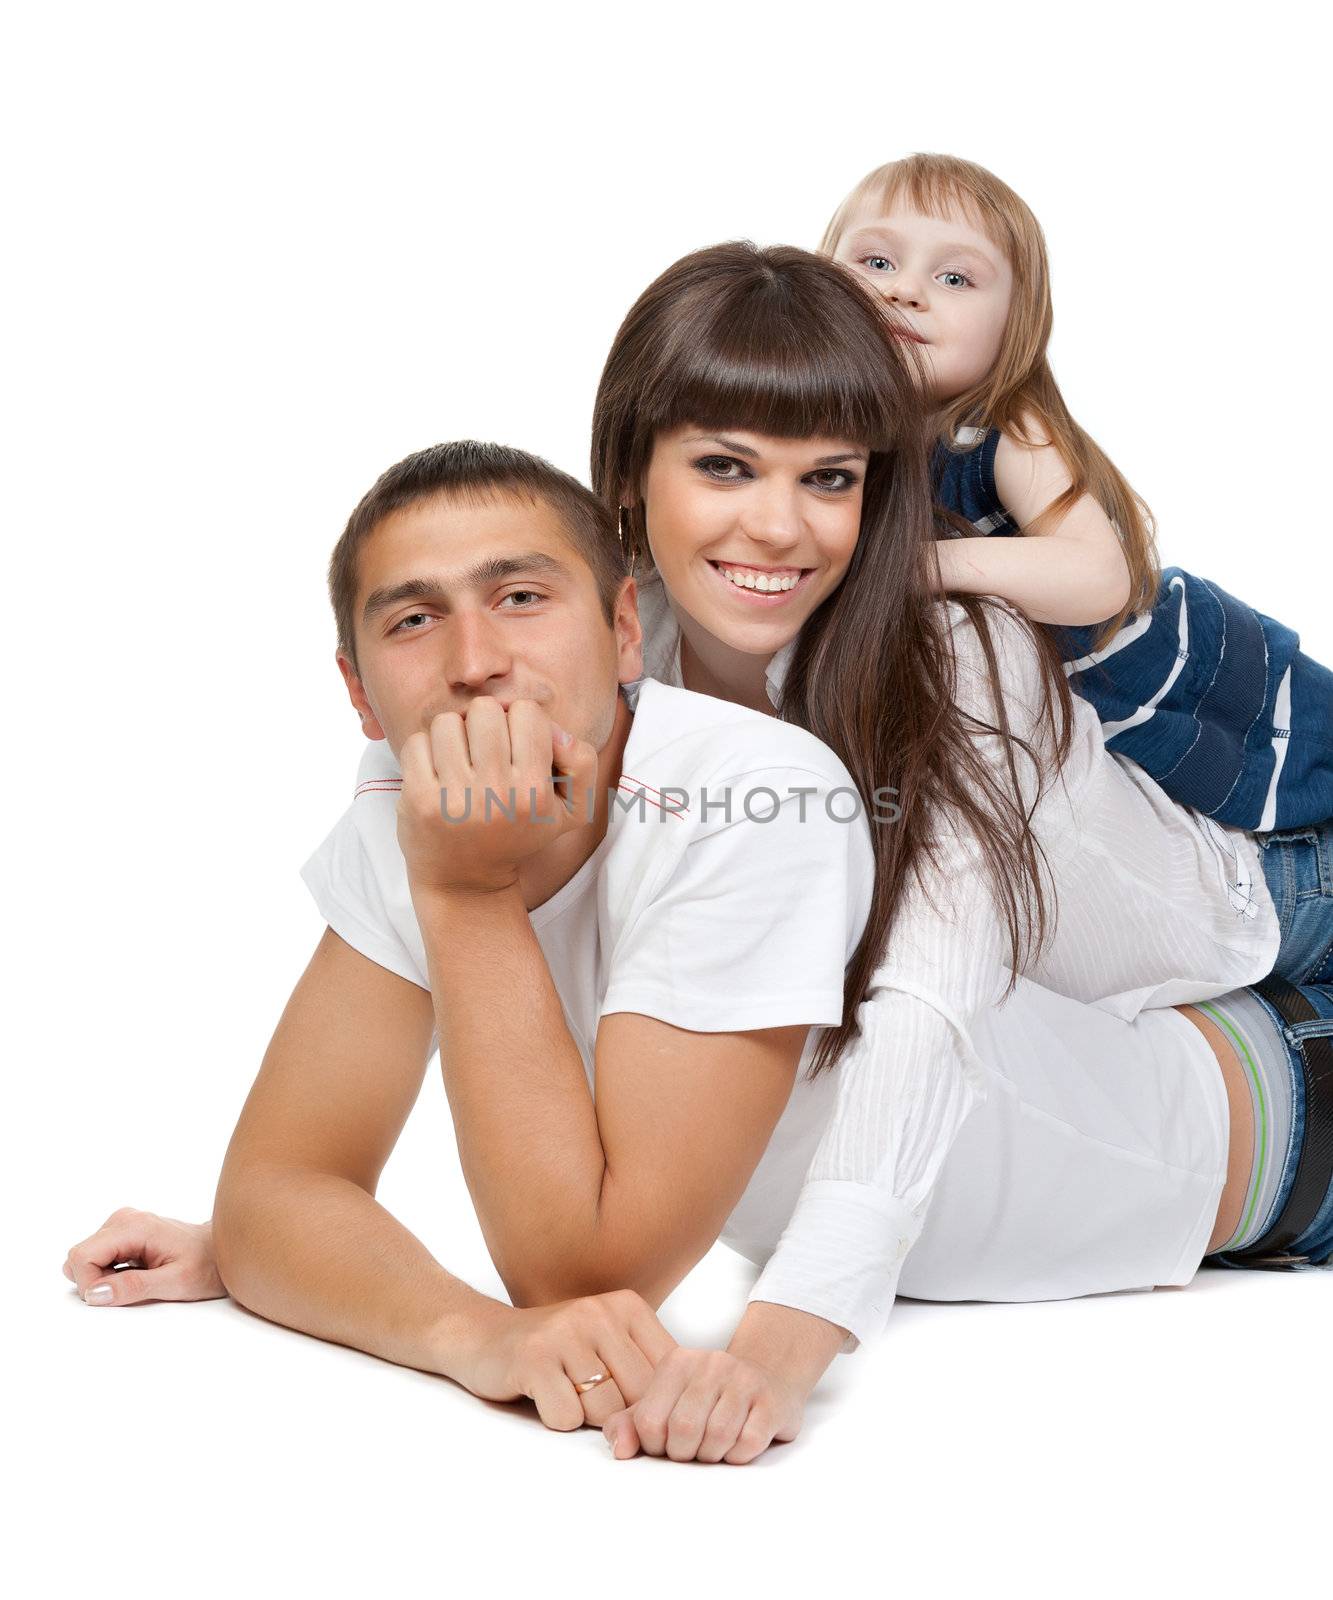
[574,1372,610,1393]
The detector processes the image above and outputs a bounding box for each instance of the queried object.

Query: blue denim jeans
[1208,981,1333,1269]
[1258,818,1333,986]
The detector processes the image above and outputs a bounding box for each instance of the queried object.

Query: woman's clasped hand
[599,1346,807,1465]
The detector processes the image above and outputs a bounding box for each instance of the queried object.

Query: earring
[617,505,637,577]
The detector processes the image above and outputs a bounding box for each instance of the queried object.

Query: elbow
[1085,548,1133,626]
[1099,558,1133,623]
[1050,559,1132,628]
[210,1184,252,1302]
[210,1161,284,1303]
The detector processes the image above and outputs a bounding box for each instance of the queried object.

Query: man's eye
[862,255,894,273]
[938,271,972,288]
[391,612,432,633]
[499,590,543,608]
[695,456,749,481]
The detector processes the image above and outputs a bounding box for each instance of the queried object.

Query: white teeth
[718,565,800,593]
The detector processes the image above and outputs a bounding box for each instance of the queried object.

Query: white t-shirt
[300,674,876,1232]
[634,572,1281,1350]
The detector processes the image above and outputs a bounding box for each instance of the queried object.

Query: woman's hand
[600,1347,808,1464]
[455,1289,679,1432]
[63,1208,225,1305]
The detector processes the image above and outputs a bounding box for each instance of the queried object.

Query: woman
[64,243,1333,1465]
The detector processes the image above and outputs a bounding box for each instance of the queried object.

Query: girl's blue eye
[863,255,893,273]
[938,271,972,288]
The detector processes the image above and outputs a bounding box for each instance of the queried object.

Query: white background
[9,2,1329,1595]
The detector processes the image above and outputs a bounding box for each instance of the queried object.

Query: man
[206,439,874,1446]
[65,439,1265,1465]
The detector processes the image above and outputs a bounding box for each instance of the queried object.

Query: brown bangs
[634,267,899,451]
[592,241,927,578]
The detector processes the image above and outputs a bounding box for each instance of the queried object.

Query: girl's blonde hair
[821,153,1160,643]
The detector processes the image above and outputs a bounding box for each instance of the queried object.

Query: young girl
[821,152,1333,837]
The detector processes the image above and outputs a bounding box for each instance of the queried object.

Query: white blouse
[634,573,1282,1351]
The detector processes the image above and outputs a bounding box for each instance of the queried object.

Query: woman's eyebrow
[685,434,868,466]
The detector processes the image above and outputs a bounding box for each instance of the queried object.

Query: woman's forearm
[726,1300,851,1396]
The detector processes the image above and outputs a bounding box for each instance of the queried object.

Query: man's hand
[63,1208,225,1305]
[452,1289,678,1432]
[600,1347,808,1464]
[396,697,599,898]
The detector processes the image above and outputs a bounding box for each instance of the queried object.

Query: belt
[1219,974,1333,1267]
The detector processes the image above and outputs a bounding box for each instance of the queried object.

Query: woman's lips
[706,560,816,606]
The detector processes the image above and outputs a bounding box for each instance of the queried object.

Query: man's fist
[64,1208,225,1306]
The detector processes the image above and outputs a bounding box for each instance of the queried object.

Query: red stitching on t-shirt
[620,771,690,812]
[616,779,687,819]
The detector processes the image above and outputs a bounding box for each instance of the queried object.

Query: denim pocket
[1259,824,1333,985]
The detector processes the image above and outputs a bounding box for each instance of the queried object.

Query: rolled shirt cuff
[745,1179,926,1354]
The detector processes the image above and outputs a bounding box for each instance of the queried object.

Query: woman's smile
[705,557,818,604]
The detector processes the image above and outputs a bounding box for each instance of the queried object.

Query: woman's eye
[938,271,972,288]
[807,469,856,491]
[695,455,749,481]
[862,255,893,273]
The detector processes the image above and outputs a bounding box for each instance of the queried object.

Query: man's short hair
[329,440,629,676]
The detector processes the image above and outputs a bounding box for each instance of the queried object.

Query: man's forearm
[212,1163,505,1385]
[414,886,608,1303]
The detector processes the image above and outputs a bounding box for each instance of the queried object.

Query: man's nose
[442,609,513,691]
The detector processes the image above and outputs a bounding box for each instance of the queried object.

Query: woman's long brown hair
[591,241,1074,1079]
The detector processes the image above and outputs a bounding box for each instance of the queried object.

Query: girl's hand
[63,1208,226,1305]
[600,1347,807,1464]
[457,1289,679,1432]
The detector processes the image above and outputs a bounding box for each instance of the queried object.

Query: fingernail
[84,1284,113,1304]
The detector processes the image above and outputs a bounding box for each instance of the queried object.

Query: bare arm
[934,424,1132,625]
[212,926,504,1384]
[415,884,809,1309]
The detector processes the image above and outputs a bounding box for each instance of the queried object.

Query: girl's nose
[886,278,927,310]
